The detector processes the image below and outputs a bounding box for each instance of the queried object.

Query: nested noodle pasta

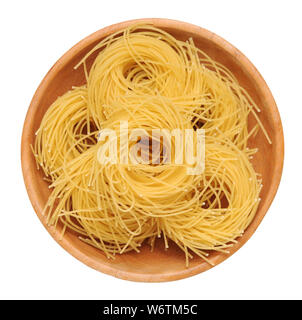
[34,86,97,180]
[34,24,269,266]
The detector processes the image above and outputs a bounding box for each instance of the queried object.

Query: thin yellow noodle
[33,24,269,266]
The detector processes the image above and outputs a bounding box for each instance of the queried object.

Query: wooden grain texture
[21,18,284,282]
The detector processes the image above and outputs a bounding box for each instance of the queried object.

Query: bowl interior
[21,19,283,282]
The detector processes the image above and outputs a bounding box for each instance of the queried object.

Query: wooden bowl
[21,18,284,282]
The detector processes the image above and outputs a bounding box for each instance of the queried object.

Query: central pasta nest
[34,24,263,265]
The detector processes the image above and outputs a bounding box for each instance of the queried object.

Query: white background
[0,0,300,300]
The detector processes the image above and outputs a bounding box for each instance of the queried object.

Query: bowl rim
[21,18,284,282]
